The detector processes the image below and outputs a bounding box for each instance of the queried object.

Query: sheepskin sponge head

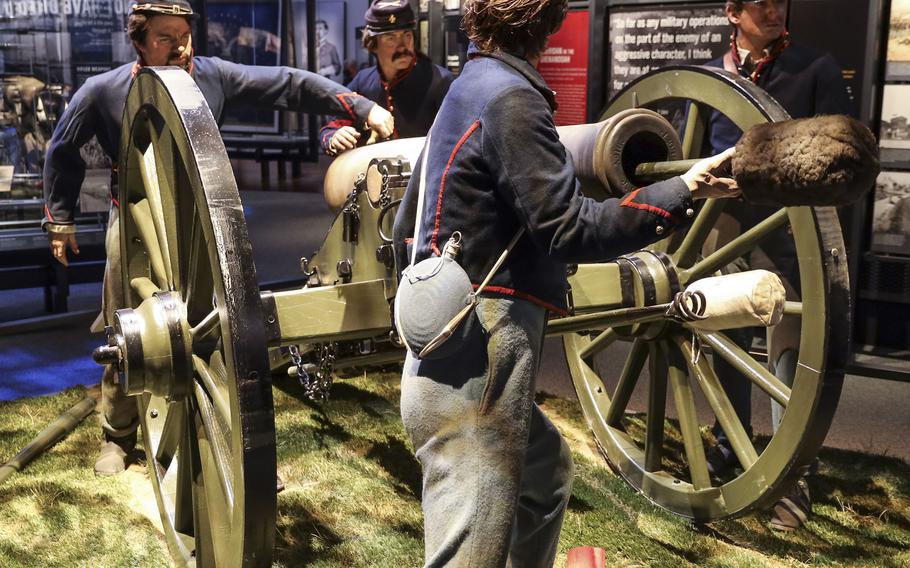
[733,115,880,207]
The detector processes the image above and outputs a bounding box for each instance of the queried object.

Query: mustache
[392,50,414,61]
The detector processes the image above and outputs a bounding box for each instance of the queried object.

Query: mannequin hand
[328,126,361,155]
[681,147,741,200]
[366,104,394,140]
[48,230,79,266]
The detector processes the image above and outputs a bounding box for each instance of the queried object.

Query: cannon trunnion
[104,66,848,566]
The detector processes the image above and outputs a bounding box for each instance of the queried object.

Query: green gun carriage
[94,65,850,566]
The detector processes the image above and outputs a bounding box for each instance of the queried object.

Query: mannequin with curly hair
[392,0,741,565]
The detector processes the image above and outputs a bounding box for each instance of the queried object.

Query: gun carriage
[95,65,850,567]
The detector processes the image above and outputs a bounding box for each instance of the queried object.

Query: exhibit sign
[608,4,728,98]
[880,84,910,168]
[871,170,910,256]
[538,10,589,126]
[0,0,132,85]
[887,0,910,81]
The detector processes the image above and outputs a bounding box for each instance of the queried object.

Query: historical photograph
[871,171,910,255]
[879,84,910,166]
[293,1,346,84]
[887,0,910,80]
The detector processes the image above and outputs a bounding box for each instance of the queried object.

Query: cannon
[98,65,851,566]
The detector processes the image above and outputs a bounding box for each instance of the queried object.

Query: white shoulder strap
[410,132,432,266]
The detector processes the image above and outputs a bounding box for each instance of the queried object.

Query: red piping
[430,120,481,251]
[336,93,361,120]
[473,284,569,317]
[621,188,676,220]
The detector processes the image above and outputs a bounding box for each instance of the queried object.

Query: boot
[94,432,136,477]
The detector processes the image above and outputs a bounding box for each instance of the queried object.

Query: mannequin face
[727,0,788,51]
[316,21,328,41]
[134,15,193,69]
[373,30,415,79]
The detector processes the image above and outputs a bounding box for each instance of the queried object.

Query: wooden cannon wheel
[562,66,849,521]
[117,68,276,567]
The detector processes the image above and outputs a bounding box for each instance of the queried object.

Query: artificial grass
[0,375,908,567]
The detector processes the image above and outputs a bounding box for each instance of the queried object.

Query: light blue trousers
[401,297,574,568]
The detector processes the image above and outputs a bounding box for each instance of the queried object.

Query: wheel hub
[616,250,681,340]
[106,292,193,400]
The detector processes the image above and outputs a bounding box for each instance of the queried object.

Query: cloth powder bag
[683,269,786,331]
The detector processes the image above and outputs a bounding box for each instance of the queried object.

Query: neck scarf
[730,28,790,83]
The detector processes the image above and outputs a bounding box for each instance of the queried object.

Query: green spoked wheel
[562,66,849,521]
[117,68,276,566]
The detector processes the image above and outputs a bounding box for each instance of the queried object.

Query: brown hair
[362,34,378,52]
[127,13,152,44]
[461,0,568,58]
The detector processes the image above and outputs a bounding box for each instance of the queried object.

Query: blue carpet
[0,321,101,400]
[0,191,334,402]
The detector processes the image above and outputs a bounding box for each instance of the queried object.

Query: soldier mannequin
[43,0,394,476]
[392,0,741,564]
[320,0,452,155]
[704,0,853,531]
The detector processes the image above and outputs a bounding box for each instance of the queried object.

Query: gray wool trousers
[400,296,574,568]
[98,206,140,439]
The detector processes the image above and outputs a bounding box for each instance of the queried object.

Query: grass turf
[0,374,908,567]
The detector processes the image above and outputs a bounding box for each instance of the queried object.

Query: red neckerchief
[730,28,790,83]
[132,54,196,78]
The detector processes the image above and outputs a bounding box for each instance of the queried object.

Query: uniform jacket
[44,56,375,226]
[392,47,695,314]
[320,54,452,152]
[706,42,854,154]
[705,42,854,287]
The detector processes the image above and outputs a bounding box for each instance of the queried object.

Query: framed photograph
[207,0,283,133]
[293,0,346,84]
[880,84,910,167]
[886,0,910,81]
[871,171,910,256]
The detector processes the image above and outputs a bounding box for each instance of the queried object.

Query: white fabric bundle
[684,270,786,331]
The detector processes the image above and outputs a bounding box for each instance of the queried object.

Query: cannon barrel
[322,119,655,212]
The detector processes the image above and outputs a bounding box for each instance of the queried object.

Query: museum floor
[1,158,909,464]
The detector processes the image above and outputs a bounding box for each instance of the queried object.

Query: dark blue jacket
[320,54,452,152]
[707,43,854,154]
[393,49,694,313]
[704,43,854,288]
[44,56,376,225]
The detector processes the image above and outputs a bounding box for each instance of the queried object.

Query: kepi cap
[130,0,197,18]
[364,0,415,37]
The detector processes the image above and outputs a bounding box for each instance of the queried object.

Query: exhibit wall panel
[540,9,591,126]
[208,0,283,132]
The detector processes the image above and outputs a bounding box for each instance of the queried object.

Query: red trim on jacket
[430,120,481,252]
[474,284,570,317]
[320,119,354,148]
[620,188,676,221]
[111,196,120,208]
[336,93,362,120]
[44,204,55,222]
